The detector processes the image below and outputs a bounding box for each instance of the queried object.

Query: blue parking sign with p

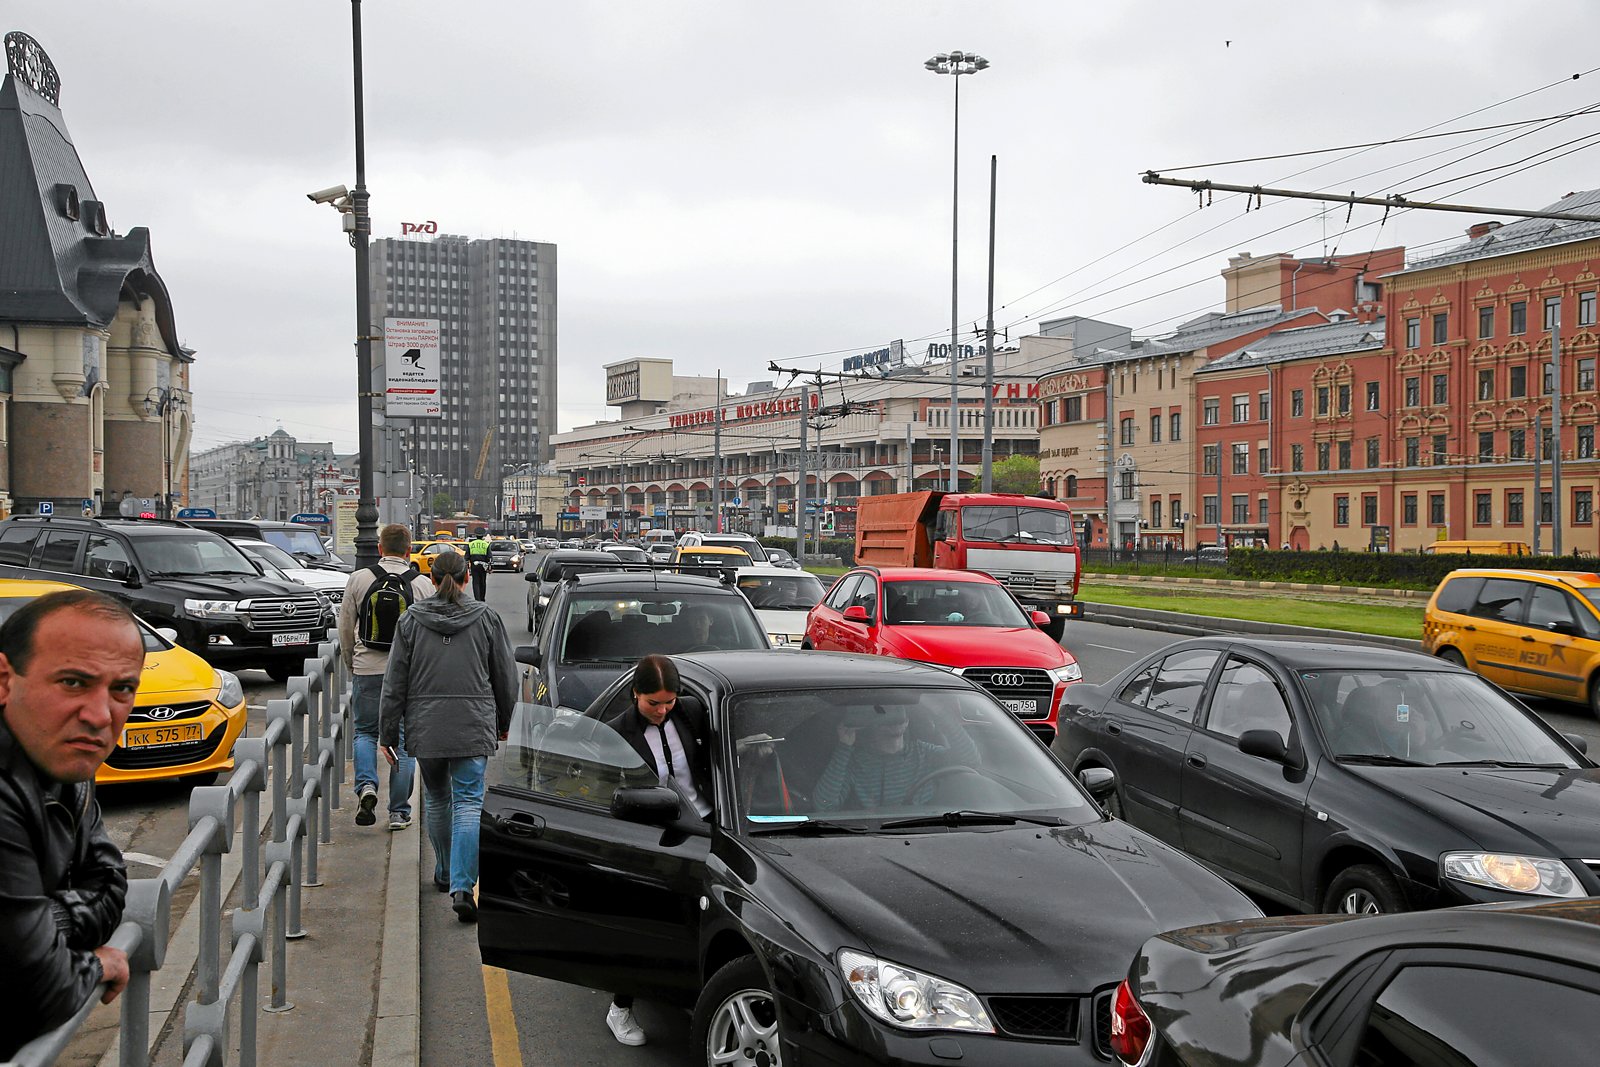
[37,501,53,515]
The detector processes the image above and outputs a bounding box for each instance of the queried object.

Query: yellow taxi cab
[0,579,248,785]
[1423,568,1600,715]
[410,540,465,577]
[1421,539,1533,556]
[668,544,753,570]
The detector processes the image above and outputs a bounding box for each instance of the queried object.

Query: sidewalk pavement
[87,785,421,1067]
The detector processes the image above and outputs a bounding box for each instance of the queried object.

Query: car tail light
[1109,980,1152,1065]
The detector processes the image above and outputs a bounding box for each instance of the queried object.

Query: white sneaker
[606,1003,646,1046]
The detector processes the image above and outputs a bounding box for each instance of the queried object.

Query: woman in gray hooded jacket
[379,549,517,922]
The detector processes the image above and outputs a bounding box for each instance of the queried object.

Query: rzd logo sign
[400,220,438,236]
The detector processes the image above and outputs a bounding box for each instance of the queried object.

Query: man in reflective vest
[466,530,491,601]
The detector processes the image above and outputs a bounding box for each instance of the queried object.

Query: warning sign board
[383,318,441,418]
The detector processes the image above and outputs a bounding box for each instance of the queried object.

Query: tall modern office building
[370,234,557,519]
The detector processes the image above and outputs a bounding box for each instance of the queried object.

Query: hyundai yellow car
[0,579,248,785]
[410,540,464,577]
[1423,568,1600,715]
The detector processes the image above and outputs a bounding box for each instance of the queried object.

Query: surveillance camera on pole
[306,184,349,205]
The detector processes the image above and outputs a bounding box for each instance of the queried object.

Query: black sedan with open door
[478,651,1258,1067]
[1058,636,1600,915]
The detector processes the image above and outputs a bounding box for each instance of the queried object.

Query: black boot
[452,890,477,923]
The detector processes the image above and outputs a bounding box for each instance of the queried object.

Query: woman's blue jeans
[418,756,486,894]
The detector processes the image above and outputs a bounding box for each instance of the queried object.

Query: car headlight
[1441,852,1585,897]
[537,595,550,608]
[214,670,244,709]
[769,632,790,646]
[184,599,242,619]
[1049,662,1084,684]
[838,949,993,1033]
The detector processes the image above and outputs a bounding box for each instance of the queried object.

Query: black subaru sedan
[1058,636,1600,915]
[478,651,1258,1067]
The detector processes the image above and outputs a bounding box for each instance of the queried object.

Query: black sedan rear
[1113,899,1600,1066]
[1058,636,1600,915]
[479,651,1259,1066]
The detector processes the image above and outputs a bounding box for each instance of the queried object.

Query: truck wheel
[1042,617,1066,642]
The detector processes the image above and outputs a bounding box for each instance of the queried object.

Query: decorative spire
[4,32,60,106]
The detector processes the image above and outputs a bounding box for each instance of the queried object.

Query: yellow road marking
[482,961,524,1067]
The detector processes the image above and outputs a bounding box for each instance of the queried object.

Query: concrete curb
[1085,602,1425,653]
[1084,572,1429,599]
[372,817,420,1066]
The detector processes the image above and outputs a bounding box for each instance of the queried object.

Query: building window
[1581,290,1596,326]
[1510,365,1527,398]
[1232,395,1249,423]
[1232,442,1249,475]
[1149,414,1162,442]
[1542,426,1555,461]
[1580,424,1595,459]
[1540,490,1553,524]
[1432,312,1449,345]
[1432,373,1449,405]
[1338,383,1351,414]
[1150,498,1162,527]
[1405,377,1420,406]
[1429,493,1446,525]
[1507,490,1524,524]
[1291,389,1304,417]
[1203,398,1219,425]
[1473,430,1494,462]
[1362,494,1378,525]
[1232,495,1249,523]
[1405,317,1420,348]
[1338,440,1351,470]
[1475,491,1492,525]
[1203,496,1218,525]
[1258,446,1269,474]
[1202,444,1220,476]
[1511,300,1527,334]
[1316,442,1330,471]
[1169,412,1182,441]
[1544,295,1562,330]
[1543,362,1554,395]
[1316,386,1330,416]
[1478,369,1494,401]
[1065,474,1078,497]
[1432,434,1449,465]
[1366,437,1380,468]
[1478,305,1495,339]
[1403,494,1418,525]
[1119,471,1135,500]
[1509,427,1526,459]
[1365,381,1379,410]
[1039,400,1055,425]
[1577,490,1594,525]
[1063,396,1083,422]
[1120,417,1135,445]
[1335,496,1350,525]
[1258,392,1270,421]
[1291,444,1304,472]
[1581,358,1596,391]
[1171,497,1182,526]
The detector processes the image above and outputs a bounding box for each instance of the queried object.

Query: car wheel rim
[1339,888,1382,915]
[706,988,780,1067]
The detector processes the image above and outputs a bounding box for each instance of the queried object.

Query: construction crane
[463,427,494,515]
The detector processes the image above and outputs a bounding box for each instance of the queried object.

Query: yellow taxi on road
[410,540,465,577]
[668,545,753,570]
[1423,568,1600,715]
[0,579,248,785]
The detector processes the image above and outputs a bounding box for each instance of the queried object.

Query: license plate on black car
[272,632,310,647]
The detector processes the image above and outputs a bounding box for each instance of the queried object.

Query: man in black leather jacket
[0,590,144,1058]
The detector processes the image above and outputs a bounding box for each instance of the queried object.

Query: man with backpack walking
[466,528,492,601]
[339,523,435,829]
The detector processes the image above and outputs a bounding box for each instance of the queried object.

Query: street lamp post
[925,49,989,493]
[143,387,186,519]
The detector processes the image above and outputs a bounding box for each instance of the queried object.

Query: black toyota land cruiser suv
[0,516,330,680]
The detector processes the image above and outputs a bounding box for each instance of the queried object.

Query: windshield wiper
[746,819,869,836]
[148,570,252,578]
[1337,753,1430,767]
[879,810,1068,830]
[1435,759,1572,769]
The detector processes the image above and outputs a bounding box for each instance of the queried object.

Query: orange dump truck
[854,491,1081,639]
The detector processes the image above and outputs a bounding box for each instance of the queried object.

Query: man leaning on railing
[0,591,143,1058]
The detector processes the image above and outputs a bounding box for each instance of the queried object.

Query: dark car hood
[1347,764,1600,856]
[550,662,631,712]
[755,819,1257,993]
[157,574,316,600]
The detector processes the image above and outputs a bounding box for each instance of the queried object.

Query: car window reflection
[491,703,658,808]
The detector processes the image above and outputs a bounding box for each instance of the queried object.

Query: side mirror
[1030,610,1052,628]
[611,785,682,825]
[1563,732,1590,755]
[1238,729,1297,767]
[514,645,542,667]
[155,627,179,643]
[525,572,539,583]
[842,605,870,625]
[104,559,133,583]
[1077,766,1116,801]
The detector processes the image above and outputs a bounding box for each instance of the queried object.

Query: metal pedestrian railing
[5,640,352,1067]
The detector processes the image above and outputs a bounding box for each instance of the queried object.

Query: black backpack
[357,565,415,651]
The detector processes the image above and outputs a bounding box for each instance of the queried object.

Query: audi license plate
[1002,699,1038,715]
[124,723,203,748]
[271,631,311,647]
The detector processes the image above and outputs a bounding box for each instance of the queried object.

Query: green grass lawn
[804,564,850,578]
[1081,582,1425,640]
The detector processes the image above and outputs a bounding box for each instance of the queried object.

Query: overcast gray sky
[10,1,1600,455]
